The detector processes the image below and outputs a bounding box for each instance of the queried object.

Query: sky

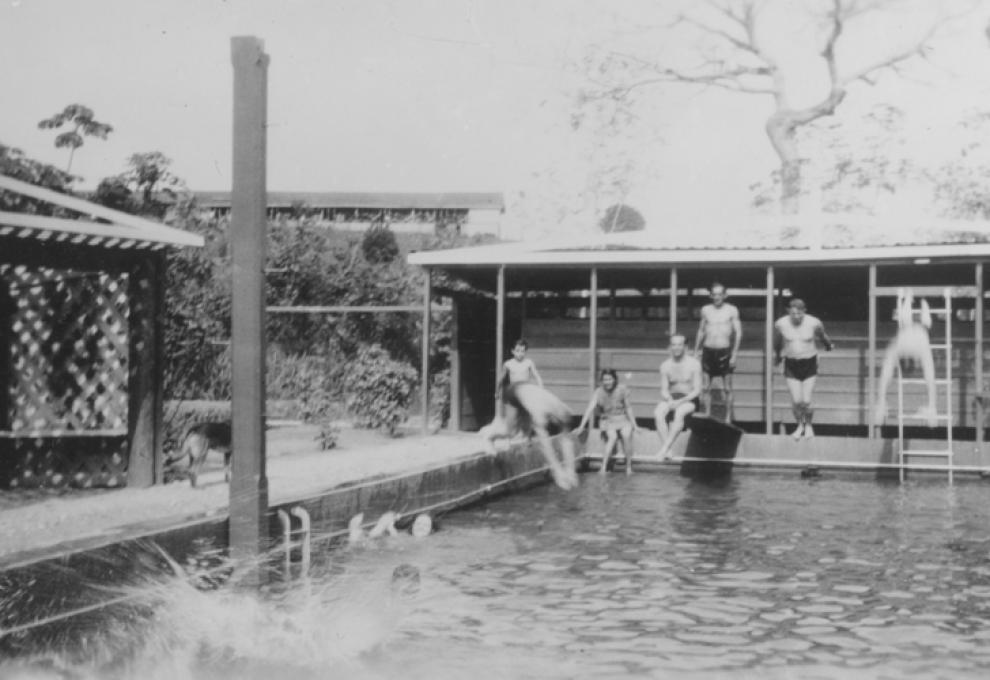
[2,0,990,239]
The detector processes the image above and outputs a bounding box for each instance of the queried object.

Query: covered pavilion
[410,213,990,472]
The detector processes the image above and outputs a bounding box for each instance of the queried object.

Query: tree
[0,142,77,213]
[751,104,990,224]
[37,104,113,173]
[94,151,187,218]
[577,1,953,214]
[599,203,646,232]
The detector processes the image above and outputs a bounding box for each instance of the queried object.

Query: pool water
[7,471,990,679]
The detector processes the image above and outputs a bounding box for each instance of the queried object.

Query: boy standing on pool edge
[773,298,834,440]
[496,338,543,399]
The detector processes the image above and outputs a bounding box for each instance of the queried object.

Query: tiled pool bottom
[6,471,990,679]
[367,473,990,679]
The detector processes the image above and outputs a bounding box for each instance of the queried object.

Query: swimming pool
[6,471,990,679]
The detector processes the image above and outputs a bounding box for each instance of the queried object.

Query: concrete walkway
[0,425,487,566]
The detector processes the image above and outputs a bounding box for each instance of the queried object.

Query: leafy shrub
[315,421,341,450]
[361,223,399,263]
[345,344,418,435]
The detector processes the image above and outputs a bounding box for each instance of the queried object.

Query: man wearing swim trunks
[773,298,834,440]
[694,282,742,420]
[655,334,703,460]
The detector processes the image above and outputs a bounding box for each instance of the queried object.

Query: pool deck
[0,424,502,569]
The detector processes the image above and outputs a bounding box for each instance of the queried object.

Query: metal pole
[421,268,432,435]
[520,273,528,339]
[590,267,598,392]
[229,36,269,583]
[669,268,678,337]
[495,265,505,393]
[976,263,984,454]
[868,264,877,440]
[765,266,774,435]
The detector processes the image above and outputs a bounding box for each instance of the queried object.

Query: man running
[655,334,703,460]
[773,299,835,440]
[875,290,938,428]
[694,282,742,420]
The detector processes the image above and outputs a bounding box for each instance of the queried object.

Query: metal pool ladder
[897,287,954,483]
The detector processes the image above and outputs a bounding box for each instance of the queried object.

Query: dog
[176,422,232,488]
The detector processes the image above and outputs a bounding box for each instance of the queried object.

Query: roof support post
[520,273,528,339]
[421,268,432,435]
[669,268,678,337]
[765,266,774,435]
[495,265,505,405]
[976,262,984,454]
[126,251,164,487]
[229,36,270,584]
[449,298,461,431]
[590,267,599,394]
[868,264,877,440]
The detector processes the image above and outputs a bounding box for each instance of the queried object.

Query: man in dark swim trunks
[655,334,703,460]
[694,282,742,420]
[773,298,835,440]
[479,382,579,490]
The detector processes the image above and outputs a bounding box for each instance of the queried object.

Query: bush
[345,344,418,436]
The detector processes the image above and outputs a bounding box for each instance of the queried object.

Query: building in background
[194,191,504,237]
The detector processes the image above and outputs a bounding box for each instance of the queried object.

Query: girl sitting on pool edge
[574,369,639,475]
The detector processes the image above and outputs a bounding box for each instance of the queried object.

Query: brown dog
[180,422,232,488]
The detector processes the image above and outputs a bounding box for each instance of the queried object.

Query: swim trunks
[783,356,818,381]
[701,347,734,377]
[662,392,700,423]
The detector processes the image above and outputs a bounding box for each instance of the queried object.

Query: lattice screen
[3,265,130,432]
[0,264,131,488]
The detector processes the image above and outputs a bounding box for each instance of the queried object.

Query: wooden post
[868,264,877,440]
[976,263,984,453]
[126,252,164,487]
[765,266,774,435]
[495,265,505,389]
[421,268,432,434]
[449,298,461,431]
[590,267,598,393]
[229,36,270,581]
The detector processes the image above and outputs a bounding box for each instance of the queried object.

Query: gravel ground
[0,425,484,564]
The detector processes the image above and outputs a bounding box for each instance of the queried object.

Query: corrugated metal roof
[0,175,204,250]
[194,191,505,211]
[409,213,990,267]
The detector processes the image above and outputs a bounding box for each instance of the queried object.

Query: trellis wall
[0,264,131,488]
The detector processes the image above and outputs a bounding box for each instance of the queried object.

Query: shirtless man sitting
[875,290,938,428]
[694,282,742,420]
[654,334,703,460]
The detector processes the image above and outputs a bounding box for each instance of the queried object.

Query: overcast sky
[2,0,990,238]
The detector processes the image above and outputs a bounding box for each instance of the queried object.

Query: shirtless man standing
[654,334,703,460]
[773,299,835,440]
[694,282,742,420]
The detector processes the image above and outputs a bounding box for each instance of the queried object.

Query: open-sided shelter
[0,175,203,489]
[410,214,990,471]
